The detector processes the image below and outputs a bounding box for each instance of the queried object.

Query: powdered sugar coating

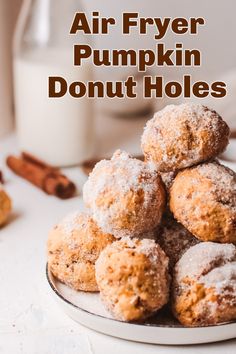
[84,150,158,203]
[203,262,236,296]
[58,210,84,237]
[116,237,166,264]
[95,237,170,321]
[175,242,236,282]
[141,103,229,172]
[83,150,166,238]
[172,242,236,326]
[160,171,177,191]
[193,162,236,210]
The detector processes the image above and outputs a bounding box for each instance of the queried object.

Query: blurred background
[1,3,235,350]
[1,0,236,165]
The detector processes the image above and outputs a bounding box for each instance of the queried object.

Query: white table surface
[0,135,236,354]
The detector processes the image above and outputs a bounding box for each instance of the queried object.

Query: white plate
[46,266,236,345]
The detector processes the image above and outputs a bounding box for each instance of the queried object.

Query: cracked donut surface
[172,242,236,326]
[47,211,115,291]
[141,103,229,172]
[95,237,170,321]
[170,162,236,243]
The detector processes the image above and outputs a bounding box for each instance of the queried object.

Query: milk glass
[13,0,94,166]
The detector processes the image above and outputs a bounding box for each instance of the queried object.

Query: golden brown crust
[173,281,236,326]
[172,243,236,326]
[95,238,170,321]
[169,162,236,243]
[0,188,12,226]
[47,212,115,292]
[141,104,229,172]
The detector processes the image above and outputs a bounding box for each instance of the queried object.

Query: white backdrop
[84,0,236,79]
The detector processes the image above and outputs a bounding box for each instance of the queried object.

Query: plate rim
[46,263,236,330]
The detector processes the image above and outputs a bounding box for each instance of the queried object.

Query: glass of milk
[13,0,94,167]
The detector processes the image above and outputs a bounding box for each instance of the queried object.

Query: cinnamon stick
[81,158,105,176]
[0,170,4,184]
[22,152,60,172]
[6,155,76,199]
[230,130,236,139]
